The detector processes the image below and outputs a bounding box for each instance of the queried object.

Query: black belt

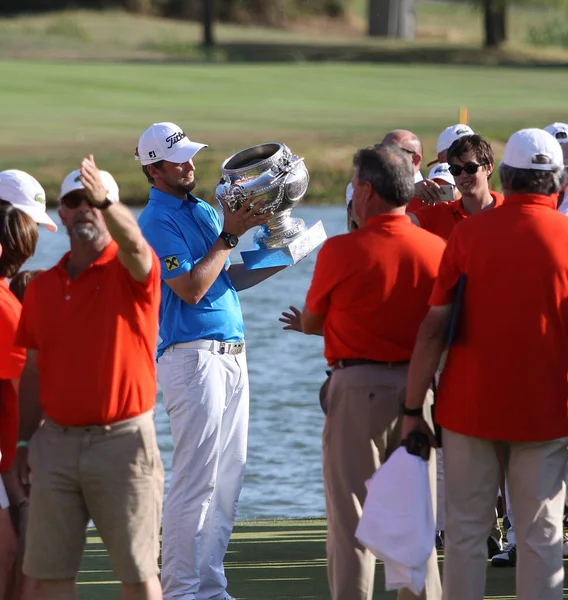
[333,358,410,370]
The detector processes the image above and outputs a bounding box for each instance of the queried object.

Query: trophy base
[240,221,327,270]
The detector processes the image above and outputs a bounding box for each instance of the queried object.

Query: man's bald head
[381,130,422,173]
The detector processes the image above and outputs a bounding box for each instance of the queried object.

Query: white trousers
[157,346,249,600]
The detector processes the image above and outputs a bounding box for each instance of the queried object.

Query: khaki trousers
[442,429,568,600]
[322,363,442,600]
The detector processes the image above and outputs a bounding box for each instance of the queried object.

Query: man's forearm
[405,337,445,410]
[18,370,42,442]
[228,263,286,292]
[101,202,145,254]
[169,239,232,305]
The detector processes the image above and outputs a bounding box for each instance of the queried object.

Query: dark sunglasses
[555,132,568,140]
[61,193,96,209]
[448,162,488,176]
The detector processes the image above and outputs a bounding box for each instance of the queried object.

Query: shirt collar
[149,187,199,208]
[502,193,558,210]
[365,214,411,229]
[57,240,118,274]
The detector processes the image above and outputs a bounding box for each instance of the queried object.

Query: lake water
[25,204,348,520]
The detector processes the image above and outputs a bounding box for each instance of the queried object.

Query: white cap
[544,122,568,144]
[135,122,207,166]
[436,124,475,155]
[428,163,455,186]
[501,128,564,172]
[59,169,120,203]
[346,182,353,205]
[0,170,57,232]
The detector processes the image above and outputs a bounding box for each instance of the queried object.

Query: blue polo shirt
[138,188,244,358]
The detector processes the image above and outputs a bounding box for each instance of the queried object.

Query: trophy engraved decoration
[215,143,327,270]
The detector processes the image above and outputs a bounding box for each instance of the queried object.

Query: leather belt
[333,358,410,370]
[168,339,245,355]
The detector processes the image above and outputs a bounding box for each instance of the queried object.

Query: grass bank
[78,519,566,599]
[0,60,566,205]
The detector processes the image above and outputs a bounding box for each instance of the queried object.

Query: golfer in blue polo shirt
[137,122,283,600]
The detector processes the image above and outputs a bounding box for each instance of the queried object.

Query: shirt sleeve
[429,230,464,306]
[0,295,26,379]
[121,249,162,305]
[142,214,194,281]
[14,279,39,352]
[305,239,343,315]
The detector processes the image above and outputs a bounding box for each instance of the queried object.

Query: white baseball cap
[428,163,455,186]
[501,128,563,172]
[135,122,207,166]
[544,122,568,144]
[436,124,475,155]
[59,169,120,203]
[0,170,57,232]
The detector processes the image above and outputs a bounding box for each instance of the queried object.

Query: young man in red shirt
[403,129,568,600]
[410,135,503,240]
[302,144,445,600]
[15,156,164,600]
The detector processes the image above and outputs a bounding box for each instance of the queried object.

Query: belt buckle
[219,342,226,355]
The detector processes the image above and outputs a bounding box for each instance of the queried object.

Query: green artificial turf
[76,520,568,599]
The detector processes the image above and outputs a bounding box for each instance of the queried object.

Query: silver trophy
[215,143,327,270]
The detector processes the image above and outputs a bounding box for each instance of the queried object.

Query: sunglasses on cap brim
[448,162,488,176]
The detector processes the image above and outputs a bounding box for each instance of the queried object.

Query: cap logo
[532,154,552,165]
[456,128,469,135]
[74,175,82,182]
[166,131,187,149]
[34,193,45,205]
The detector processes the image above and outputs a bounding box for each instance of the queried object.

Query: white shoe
[491,543,517,567]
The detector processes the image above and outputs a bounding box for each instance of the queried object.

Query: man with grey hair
[301,144,444,600]
[402,128,568,600]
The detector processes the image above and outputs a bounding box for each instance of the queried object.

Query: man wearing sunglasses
[409,135,503,240]
[402,128,568,600]
[14,156,165,600]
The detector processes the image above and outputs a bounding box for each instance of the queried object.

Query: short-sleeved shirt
[0,279,25,472]
[430,193,568,442]
[139,188,244,358]
[412,191,504,240]
[15,242,160,427]
[306,214,446,366]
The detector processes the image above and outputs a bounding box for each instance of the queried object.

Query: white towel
[355,446,435,595]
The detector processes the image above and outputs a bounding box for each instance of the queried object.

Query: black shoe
[491,543,517,567]
[487,533,503,558]
[435,530,444,550]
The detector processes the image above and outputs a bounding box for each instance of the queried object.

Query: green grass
[0,60,567,204]
[78,520,566,599]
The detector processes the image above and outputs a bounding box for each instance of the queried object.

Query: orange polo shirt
[15,242,160,427]
[413,191,504,240]
[430,193,568,441]
[0,279,25,472]
[306,214,446,366]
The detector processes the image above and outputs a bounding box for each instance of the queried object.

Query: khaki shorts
[24,411,164,582]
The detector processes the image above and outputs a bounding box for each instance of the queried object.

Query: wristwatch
[87,197,114,210]
[219,231,239,249]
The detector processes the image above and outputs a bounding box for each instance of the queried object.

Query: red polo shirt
[306,214,446,366]
[430,193,568,441]
[0,279,25,472]
[406,197,426,213]
[15,242,160,426]
[413,191,504,240]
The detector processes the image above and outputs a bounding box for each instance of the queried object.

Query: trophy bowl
[215,142,311,250]
[215,142,326,269]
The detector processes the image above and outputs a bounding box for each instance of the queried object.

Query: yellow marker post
[459,106,470,126]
